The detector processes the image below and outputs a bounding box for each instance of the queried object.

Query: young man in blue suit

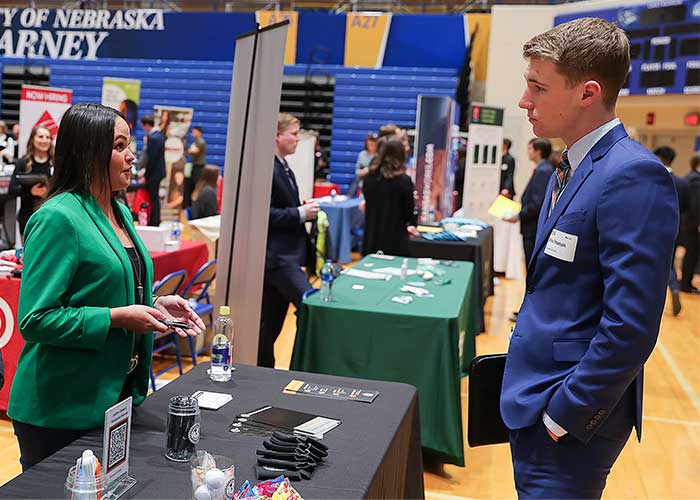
[500,18,678,499]
[258,113,319,368]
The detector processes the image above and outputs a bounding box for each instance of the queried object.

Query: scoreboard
[555,0,700,96]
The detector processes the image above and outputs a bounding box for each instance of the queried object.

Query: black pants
[13,420,86,471]
[258,265,310,368]
[183,164,205,208]
[681,233,699,289]
[523,234,536,271]
[146,179,161,226]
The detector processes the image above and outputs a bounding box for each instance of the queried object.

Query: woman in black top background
[362,139,418,256]
[190,165,219,220]
[10,125,54,238]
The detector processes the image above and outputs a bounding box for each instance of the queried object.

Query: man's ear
[580,80,603,108]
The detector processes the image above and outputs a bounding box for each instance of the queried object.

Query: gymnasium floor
[1,256,698,499]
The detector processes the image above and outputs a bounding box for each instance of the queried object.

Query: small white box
[135,225,168,252]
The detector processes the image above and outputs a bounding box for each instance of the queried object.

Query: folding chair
[149,270,188,391]
[180,259,217,365]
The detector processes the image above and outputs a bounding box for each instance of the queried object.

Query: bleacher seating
[0,57,456,193]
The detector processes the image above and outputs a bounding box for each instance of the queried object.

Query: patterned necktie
[552,150,571,207]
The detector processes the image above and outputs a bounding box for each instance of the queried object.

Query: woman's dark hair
[369,139,406,179]
[192,165,220,201]
[49,103,123,200]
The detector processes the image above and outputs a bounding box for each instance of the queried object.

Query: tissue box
[135,225,168,252]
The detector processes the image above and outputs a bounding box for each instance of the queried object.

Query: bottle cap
[219,305,230,315]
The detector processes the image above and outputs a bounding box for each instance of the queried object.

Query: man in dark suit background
[500,138,516,199]
[504,138,553,323]
[140,115,166,226]
[504,138,554,267]
[682,154,700,293]
[654,146,690,315]
[258,113,320,368]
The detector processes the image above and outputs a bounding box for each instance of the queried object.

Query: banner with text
[18,84,72,157]
[255,11,298,65]
[413,95,455,223]
[344,13,391,68]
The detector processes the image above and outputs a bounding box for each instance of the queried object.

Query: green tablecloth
[290,255,477,466]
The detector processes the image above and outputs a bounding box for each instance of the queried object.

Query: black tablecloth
[408,226,494,332]
[0,364,424,499]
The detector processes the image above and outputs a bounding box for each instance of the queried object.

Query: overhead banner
[18,84,72,157]
[413,95,455,223]
[255,11,298,65]
[344,13,391,68]
[462,103,504,220]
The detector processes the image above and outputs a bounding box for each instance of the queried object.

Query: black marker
[159,319,192,330]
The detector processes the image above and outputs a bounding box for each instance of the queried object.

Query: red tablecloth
[0,241,210,410]
[313,182,341,198]
[0,277,21,411]
[150,240,210,284]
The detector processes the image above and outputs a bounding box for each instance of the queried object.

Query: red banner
[0,278,23,411]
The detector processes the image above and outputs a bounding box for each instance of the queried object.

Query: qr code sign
[107,419,128,471]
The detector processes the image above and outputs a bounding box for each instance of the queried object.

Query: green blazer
[8,192,155,430]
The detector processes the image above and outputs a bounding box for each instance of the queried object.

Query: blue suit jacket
[500,125,678,444]
[519,160,555,238]
[265,157,313,271]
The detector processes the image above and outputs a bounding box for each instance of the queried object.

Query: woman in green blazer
[8,103,206,471]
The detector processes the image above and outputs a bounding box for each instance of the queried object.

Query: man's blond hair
[523,17,630,110]
[277,112,300,132]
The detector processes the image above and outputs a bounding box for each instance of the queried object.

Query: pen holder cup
[65,464,105,500]
[165,395,201,463]
[190,452,235,500]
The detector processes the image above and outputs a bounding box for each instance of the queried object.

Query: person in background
[185,125,207,208]
[682,154,700,294]
[653,146,689,315]
[504,138,553,323]
[504,138,554,269]
[312,131,329,180]
[500,138,516,199]
[501,18,677,498]
[258,113,318,368]
[139,115,166,226]
[0,120,15,165]
[362,138,418,256]
[9,125,54,239]
[349,133,378,197]
[190,165,220,220]
[7,103,205,471]
[11,123,19,160]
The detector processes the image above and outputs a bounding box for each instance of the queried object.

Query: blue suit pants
[510,418,630,499]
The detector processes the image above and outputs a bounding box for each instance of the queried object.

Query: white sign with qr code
[102,396,133,490]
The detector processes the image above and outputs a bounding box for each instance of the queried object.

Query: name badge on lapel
[544,229,578,262]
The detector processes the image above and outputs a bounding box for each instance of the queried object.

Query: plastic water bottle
[210,306,233,382]
[320,260,333,302]
[169,220,181,243]
[138,202,149,226]
[400,258,408,280]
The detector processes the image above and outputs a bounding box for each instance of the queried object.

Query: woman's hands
[154,295,206,337]
[110,305,169,334]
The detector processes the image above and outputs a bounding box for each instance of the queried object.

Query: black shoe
[672,291,681,316]
[680,286,700,295]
